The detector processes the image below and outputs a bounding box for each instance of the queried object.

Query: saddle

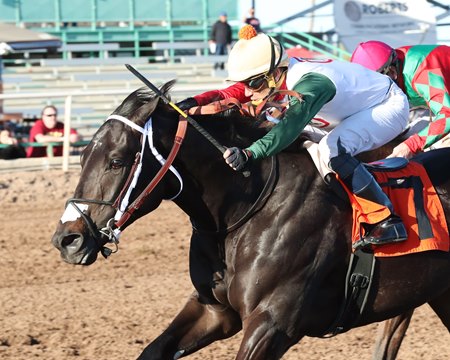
[349,157,449,257]
[324,154,449,337]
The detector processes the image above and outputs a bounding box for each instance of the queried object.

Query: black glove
[224,147,251,171]
[219,106,240,118]
[175,97,198,111]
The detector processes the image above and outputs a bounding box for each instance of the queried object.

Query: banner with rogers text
[334,0,437,52]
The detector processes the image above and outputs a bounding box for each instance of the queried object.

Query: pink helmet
[351,40,397,74]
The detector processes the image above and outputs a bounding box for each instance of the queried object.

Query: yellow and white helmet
[227,25,289,82]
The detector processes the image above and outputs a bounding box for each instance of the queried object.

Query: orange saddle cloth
[347,160,449,257]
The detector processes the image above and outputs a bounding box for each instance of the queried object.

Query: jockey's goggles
[379,50,398,75]
[243,74,268,90]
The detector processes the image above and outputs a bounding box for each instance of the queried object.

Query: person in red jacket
[351,41,450,158]
[27,105,81,157]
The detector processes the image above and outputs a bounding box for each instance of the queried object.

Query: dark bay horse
[51,82,450,359]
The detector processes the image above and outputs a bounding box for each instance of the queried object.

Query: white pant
[304,83,409,179]
[317,83,409,165]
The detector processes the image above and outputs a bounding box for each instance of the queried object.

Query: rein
[186,90,302,120]
[244,89,302,119]
[113,114,187,229]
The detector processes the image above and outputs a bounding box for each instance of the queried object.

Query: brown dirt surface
[0,169,449,360]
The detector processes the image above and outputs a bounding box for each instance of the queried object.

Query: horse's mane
[113,80,176,119]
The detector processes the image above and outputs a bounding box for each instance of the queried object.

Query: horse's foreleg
[428,287,450,331]
[371,310,414,360]
[137,291,242,360]
[235,310,297,360]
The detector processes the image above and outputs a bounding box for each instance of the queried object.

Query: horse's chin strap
[99,218,119,258]
[99,114,183,254]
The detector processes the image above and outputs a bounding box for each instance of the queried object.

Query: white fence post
[62,95,72,172]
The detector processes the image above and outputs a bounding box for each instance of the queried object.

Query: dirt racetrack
[1,168,449,360]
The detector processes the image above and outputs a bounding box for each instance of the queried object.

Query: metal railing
[267,30,351,61]
[0,140,90,157]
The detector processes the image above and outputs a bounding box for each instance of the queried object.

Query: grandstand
[5,0,446,170]
[0,0,349,62]
[0,1,350,171]
[1,62,228,137]
[0,56,231,170]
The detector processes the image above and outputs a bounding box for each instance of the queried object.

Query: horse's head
[52,81,179,265]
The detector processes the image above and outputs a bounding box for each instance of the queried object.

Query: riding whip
[125,64,227,153]
[125,63,250,177]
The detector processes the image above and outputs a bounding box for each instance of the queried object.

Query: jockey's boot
[329,153,407,247]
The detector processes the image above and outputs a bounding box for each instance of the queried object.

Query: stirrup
[353,217,408,250]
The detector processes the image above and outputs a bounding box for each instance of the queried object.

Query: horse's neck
[173,174,220,232]
[173,153,274,233]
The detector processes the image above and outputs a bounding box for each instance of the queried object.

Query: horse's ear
[132,80,176,127]
[134,98,159,127]
[160,80,176,97]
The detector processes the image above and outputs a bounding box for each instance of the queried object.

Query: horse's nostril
[61,234,81,248]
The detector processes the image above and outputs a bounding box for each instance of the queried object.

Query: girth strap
[321,249,376,337]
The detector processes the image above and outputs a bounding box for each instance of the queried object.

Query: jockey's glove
[224,147,252,171]
[175,97,198,111]
[219,106,240,118]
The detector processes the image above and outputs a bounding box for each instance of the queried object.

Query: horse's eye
[110,159,123,170]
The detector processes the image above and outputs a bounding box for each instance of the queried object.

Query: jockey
[351,41,450,159]
[178,25,410,247]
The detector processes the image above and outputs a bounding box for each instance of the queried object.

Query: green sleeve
[247,72,336,160]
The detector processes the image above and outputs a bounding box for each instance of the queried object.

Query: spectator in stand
[243,7,262,33]
[27,105,81,158]
[0,121,26,159]
[0,124,18,145]
[210,11,233,70]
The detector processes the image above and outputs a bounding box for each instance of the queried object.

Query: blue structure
[0,0,238,55]
[0,0,351,61]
